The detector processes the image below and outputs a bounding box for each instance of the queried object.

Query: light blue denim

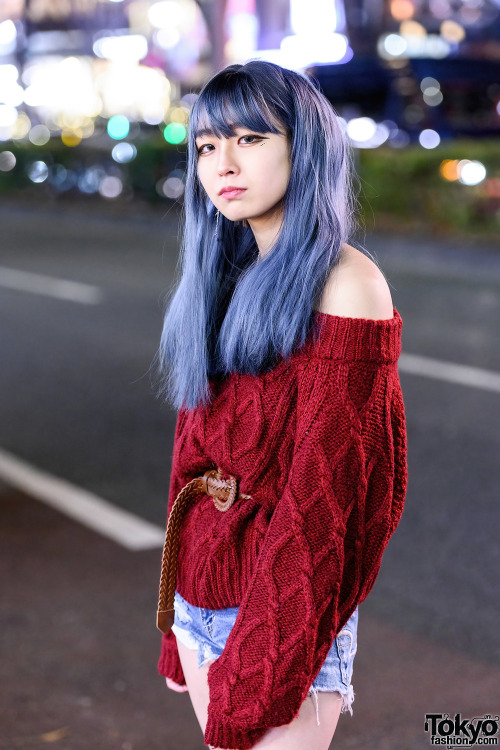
[170,589,357,723]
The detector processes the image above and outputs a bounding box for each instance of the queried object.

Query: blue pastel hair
[155,59,360,411]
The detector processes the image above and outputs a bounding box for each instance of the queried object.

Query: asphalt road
[1,201,499,749]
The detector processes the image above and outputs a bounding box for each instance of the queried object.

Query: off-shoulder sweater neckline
[302,306,402,363]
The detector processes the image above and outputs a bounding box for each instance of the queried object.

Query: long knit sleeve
[158,629,186,688]
[204,350,407,749]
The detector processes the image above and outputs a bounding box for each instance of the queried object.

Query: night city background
[0,0,500,233]
[1,1,499,749]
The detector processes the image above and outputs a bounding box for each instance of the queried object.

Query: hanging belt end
[157,609,175,634]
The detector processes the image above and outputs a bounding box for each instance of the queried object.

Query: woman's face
[195,124,291,228]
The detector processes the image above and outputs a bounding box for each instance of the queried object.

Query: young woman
[155,60,407,750]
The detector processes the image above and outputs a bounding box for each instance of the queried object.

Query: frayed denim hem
[307,683,355,726]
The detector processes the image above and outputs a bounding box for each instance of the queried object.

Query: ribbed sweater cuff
[157,631,186,686]
[204,713,267,750]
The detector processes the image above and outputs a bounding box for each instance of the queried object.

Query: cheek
[196,163,213,196]
[280,160,292,191]
[260,154,290,196]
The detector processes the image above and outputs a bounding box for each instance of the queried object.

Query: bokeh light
[400,20,427,36]
[163,121,186,144]
[156,170,186,199]
[93,35,148,62]
[49,164,69,189]
[78,167,105,194]
[143,109,164,125]
[11,112,31,139]
[0,20,17,55]
[390,0,415,21]
[148,0,197,34]
[181,93,198,109]
[27,161,49,183]
[107,115,130,140]
[379,30,451,59]
[24,57,102,120]
[419,129,441,149]
[347,117,390,148]
[29,124,51,146]
[169,105,189,125]
[423,82,443,106]
[430,0,452,20]
[458,160,486,185]
[420,76,440,93]
[0,104,18,127]
[0,64,24,107]
[46,164,77,191]
[149,1,183,29]
[383,34,408,57]
[280,32,350,68]
[440,20,466,43]
[389,129,411,148]
[99,175,124,198]
[111,142,137,163]
[154,28,181,49]
[95,64,171,120]
[347,117,377,142]
[0,63,19,82]
[61,129,83,147]
[439,159,459,181]
[0,150,16,171]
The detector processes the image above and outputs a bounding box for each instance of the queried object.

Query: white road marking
[0,266,102,304]
[0,448,165,551]
[399,353,500,394]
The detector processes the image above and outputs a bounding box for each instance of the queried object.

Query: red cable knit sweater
[158,308,408,750]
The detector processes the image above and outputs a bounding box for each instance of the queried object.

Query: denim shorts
[169,589,357,722]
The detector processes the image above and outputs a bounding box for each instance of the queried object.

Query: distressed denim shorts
[169,589,357,722]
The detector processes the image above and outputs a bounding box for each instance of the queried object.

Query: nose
[216,141,239,176]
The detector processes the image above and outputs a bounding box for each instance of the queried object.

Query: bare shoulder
[317,243,394,320]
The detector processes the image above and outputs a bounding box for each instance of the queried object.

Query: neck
[247,207,284,258]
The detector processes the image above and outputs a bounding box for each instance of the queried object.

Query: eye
[196,143,214,155]
[239,135,263,144]
[196,134,265,155]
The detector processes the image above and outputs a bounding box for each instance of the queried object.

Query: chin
[220,209,250,223]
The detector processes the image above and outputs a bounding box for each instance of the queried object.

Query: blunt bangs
[191,71,286,142]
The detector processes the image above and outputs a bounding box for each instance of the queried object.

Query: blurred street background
[1,0,499,749]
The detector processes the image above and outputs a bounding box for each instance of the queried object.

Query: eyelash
[197,135,263,155]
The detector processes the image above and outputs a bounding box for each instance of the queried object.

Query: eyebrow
[194,123,254,141]
[195,127,215,140]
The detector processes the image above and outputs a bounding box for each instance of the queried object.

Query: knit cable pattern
[158,309,408,750]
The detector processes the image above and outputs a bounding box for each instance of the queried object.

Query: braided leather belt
[156,467,252,634]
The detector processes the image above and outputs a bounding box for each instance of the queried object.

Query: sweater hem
[204,713,268,750]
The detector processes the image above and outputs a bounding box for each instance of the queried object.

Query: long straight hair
[155,60,360,411]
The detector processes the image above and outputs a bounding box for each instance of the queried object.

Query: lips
[219,186,246,198]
